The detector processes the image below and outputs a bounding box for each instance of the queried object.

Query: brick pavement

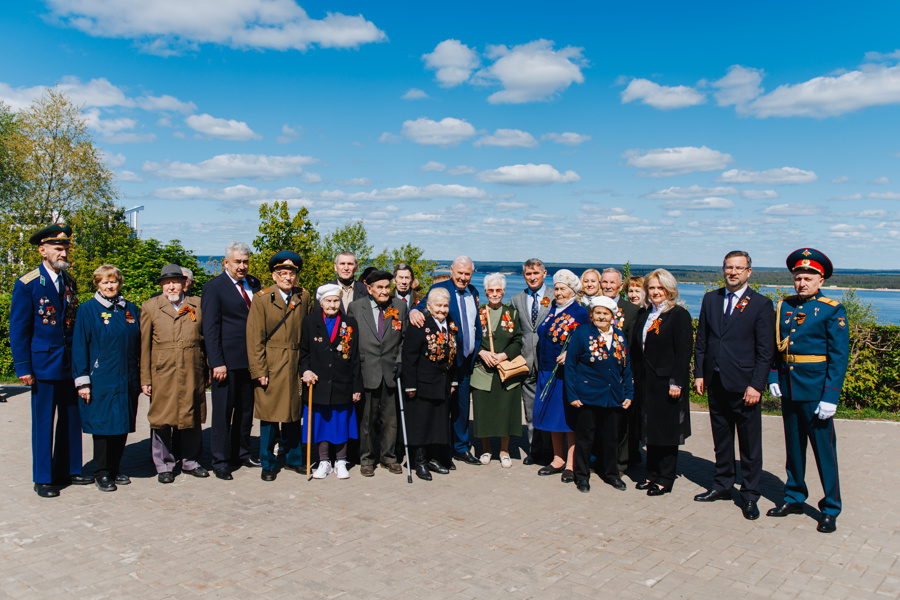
[0,385,897,599]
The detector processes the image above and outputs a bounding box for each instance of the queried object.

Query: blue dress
[71,295,141,435]
[533,301,589,432]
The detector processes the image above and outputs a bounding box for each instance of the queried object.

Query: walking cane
[306,384,313,481]
[396,376,413,484]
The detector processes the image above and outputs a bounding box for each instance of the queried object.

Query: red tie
[238,283,252,310]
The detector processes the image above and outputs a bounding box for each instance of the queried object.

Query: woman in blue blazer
[565,295,633,493]
[72,265,141,492]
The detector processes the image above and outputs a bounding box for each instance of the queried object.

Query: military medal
[125,310,135,323]
[101,311,112,325]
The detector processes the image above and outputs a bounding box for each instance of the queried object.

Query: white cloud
[476,40,586,104]
[102,152,127,168]
[718,167,817,185]
[276,123,301,144]
[374,184,485,201]
[741,189,779,200]
[44,0,387,55]
[116,170,143,182]
[832,176,849,183]
[401,117,476,147]
[869,192,900,200]
[420,161,446,172]
[185,113,261,141]
[448,165,476,175]
[871,176,891,184]
[0,76,134,111]
[476,163,580,186]
[143,153,318,181]
[836,193,863,201]
[83,108,156,143]
[621,78,706,109]
[135,94,196,113]
[662,197,735,210]
[494,201,530,212]
[542,132,590,146]
[474,128,538,148]
[711,65,764,107]
[336,178,371,186]
[423,39,479,87]
[300,172,321,184]
[378,132,401,144]
[624,146,734,177]
[402,88,429,100]
[644,185,738,199]
[761,203,823,216]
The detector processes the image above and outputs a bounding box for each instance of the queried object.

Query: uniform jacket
[768,292,849,404]
[299,308,364,406]
[694,287,775,393]
[246,285,312,422]
[510,284,553,372]
[565,324,633,408]
[401,312,458,399]
[535,301,590,375]
[347,295,407,389]
[470,304,524,392]
[140,294,208,429]
[72,295,141,435]
[632,304,693,446]
[200,272,261,371]
[10,263,79,380]
[415,279,482,370]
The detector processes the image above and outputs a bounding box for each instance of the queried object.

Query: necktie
[377,307,384,340]
[724,292,735,320]
[531,290,539,327]
[238,282,252,310]
[458,289,471,356]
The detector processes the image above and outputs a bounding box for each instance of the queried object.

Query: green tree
[322,220,373,269]
[371,243,437,292]
[251,201,331,292]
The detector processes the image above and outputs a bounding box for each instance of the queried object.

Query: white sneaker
[500,454,512,469]
[335,460,350,479]
[312,461,332,479]
[479,453,492,465]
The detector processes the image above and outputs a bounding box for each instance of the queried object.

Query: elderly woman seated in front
[565,296,633,493]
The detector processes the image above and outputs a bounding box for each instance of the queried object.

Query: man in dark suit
[391,263,423,311]
[409,256,482,466]
[201,241,262,479]
[509,258,553,464]
[599,268,641,472]
[10,224,93,497]
[348,270,408,476]
[693,250,775,520]
[329,251,368,312]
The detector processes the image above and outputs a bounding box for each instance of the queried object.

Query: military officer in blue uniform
[767,248,848,533]
[10,224,93,497]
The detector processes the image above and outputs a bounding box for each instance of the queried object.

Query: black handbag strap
[264,294,298,343]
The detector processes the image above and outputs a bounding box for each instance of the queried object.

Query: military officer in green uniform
[767,248,848,533]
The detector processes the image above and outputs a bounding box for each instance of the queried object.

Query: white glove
[814,401,836,420]
[768,383,781,397]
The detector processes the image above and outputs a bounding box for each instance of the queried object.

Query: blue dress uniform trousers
[781,398,841,516]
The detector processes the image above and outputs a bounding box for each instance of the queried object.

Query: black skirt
[404,395,449,446]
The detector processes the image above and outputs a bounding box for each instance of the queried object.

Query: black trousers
[360,383,398,466]
[646,444,678,489]
[708,372,763,501]
[615,399,642,469]
[209,367,255,470]
[576,405,621,481]
[92,434,127,478]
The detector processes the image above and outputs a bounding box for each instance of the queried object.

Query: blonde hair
[643,268,682,312]
[432,274,451,284]
[92,264,123,288]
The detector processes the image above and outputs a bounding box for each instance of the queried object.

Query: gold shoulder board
[255,290,266,296]
[19,269,40,284]
[817,296,840,307]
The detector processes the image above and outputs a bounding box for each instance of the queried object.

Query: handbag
[486,309,529,382]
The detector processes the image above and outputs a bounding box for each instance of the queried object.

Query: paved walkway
[0,386,897,599]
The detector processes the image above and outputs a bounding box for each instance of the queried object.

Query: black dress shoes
[694,488,732,502]
[635,480,653,490]
[426,459,449,474]
[158,472,175,484]
[603,476,627,491]
[576,480,590,493]
[115,474,131,485]
[523,456,535,466]
[183,466,209,478]
[766,502,804,517]
[415,464,432,481]
[261,469,276,482]
[34,483,59,498]
[561,469,575,483]
[241,458,262,468]
[95,475,117,492]
[817,514,837,533]
[283,463,307,475]
[647,484,671,496]
[538,464,565,476]
[452,452,481,466]
[742,500,760,520]
[214,469,233,481]
[69,474,95,486]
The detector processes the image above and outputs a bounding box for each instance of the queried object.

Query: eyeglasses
[723,266,749,273]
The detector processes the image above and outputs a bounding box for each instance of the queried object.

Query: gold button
[798,305,803,309]
[791,329,796,332]
[790,366,794,370]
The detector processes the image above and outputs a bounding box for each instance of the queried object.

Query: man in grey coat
[509,258,553,464]
[348,269,408,476]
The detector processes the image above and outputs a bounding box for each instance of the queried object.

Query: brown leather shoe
[360,464,375,477]
[381,462,403,474]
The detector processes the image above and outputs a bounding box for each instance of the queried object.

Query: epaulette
[19,268,40,284]
[817,296,840,307]
[255,290,266,297]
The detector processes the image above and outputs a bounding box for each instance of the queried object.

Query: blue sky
[3,1,900,269]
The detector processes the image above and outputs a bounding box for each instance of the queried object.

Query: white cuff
[74,376,91,387]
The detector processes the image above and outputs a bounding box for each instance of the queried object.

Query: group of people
[10,223,849,534]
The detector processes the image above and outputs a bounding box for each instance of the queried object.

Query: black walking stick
[396,375,413,483]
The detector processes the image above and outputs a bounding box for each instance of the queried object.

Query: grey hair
[451,255,474,270]
[601,267,623,283]
[226,241,251,258]
[483,273,507,291]
[523,258,545,271]
[181,267,194,281]
[427,286,451,305]
[334,251,357,265]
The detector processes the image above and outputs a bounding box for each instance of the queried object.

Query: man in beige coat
[141,264,209,484]
[246,251,312,481]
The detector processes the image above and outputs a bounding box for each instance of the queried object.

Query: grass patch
[690,392,900,422]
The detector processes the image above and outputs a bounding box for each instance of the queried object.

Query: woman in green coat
[471,273,524,468]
